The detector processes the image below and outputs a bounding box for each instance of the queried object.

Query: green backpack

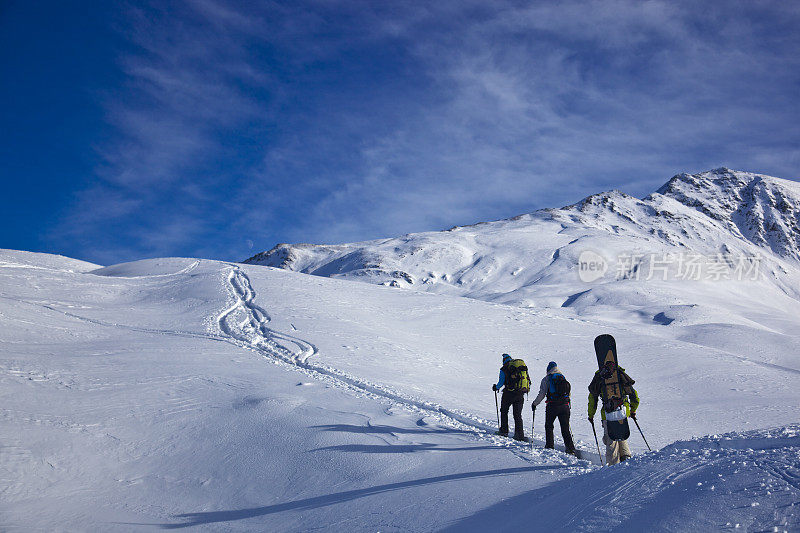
[505,359,530,393]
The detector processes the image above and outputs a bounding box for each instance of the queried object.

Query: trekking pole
[589,418,603,466]
[632,416,652,451]
[494,390,500,430]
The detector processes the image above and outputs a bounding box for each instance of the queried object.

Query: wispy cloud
[58,0,269,261]
[285,0,800,241]
[56,0,800,262]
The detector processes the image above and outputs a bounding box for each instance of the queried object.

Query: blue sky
[2,1,799,265]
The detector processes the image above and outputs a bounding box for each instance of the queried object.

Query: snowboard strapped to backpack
[547,373,571,403]
[503,359,530,394]
[593,334,632,441]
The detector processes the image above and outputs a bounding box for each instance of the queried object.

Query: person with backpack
[587,360,640,465]
[492,353,529,441]
[531,361,576,455]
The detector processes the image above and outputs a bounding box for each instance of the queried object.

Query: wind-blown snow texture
[2,169,800,531]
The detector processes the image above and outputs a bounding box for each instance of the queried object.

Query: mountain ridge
[243,168,800,318]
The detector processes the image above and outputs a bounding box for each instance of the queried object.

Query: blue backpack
[547,373,571,401]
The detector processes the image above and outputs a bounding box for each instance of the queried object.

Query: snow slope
[2,249,799,531]
[445,425,800,532]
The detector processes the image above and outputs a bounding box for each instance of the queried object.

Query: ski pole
[589,418,603,466]
[494,390,500,430]
[632,416,652,451]
[531,405,536,451]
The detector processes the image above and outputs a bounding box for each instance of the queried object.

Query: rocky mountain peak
[652,169,800,259]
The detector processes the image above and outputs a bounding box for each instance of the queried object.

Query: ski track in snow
[215,264,600,466]
[0,258,598,473]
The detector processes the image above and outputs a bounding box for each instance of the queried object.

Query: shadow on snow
[157,465,568,529]
[310,423,477,435]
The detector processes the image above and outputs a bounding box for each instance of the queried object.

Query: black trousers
[500,391,525,438]
[545,402,575,452]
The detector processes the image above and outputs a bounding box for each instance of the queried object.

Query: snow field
[0,254,585,531]
[1,250,799,531]
[242,263,800,456]
[443,426,800,532]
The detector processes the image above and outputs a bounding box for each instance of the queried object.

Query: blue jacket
[495,355,513,390]
[495,369,506,390]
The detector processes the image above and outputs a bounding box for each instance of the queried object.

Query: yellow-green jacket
[587,366,639,421]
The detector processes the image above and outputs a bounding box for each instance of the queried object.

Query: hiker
[587,360,640,465]
[492,353,529,441]
[531,361,576,455]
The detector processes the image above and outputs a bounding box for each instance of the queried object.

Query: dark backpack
[599,367,634,411]
[547,373,571,402]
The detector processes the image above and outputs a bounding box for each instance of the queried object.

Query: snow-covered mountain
[245,168,800,305]
[4,169,800,531]
[245,169,800,363]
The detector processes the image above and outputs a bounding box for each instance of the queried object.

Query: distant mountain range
[244,168,800,328]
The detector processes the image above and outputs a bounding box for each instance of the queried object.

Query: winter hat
[502,353,512,362]
[547,361,557,372]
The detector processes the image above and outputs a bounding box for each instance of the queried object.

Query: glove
[630,411,637,420]
[588,417,593,423]
[492,384,498,391]
[531,404,536,411]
